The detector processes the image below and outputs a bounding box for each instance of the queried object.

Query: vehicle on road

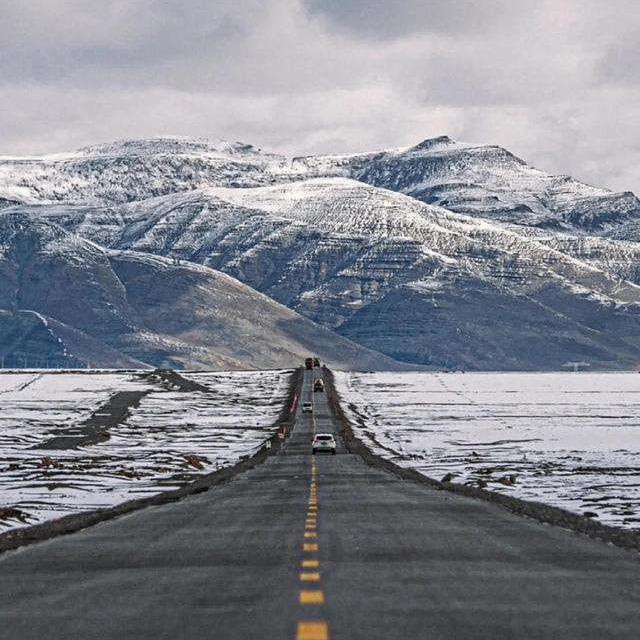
[305,358,313,370]
[314,379,324,392]
[313,357,320,367]
[312,433,336,455]
[302,402,313,413]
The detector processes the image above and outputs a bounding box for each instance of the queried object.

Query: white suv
[312,433,336,455]
[302,402,313,413]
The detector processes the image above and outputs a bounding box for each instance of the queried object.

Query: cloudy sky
[1,0,638,193]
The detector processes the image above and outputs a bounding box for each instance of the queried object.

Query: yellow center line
[295,397,328,640]
[296,621,328,640]
[300,572,321,582]
[299,589,325,604]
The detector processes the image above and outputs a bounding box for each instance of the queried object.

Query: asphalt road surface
[1,369,639,639]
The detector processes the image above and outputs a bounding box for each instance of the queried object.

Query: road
[0,369,639,639]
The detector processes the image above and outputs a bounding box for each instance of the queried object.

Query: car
[312,433,336,455]
[302,402,313,413]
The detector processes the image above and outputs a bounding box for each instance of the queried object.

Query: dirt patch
[322,367,640,553]
[37,390,150,450]
[141,369,211,392]
[34,369,208,451]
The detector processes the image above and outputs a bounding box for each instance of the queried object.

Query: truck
[305,357,313,370]
[314,379,324,392]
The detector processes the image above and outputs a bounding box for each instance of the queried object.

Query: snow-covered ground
[0,370,290,531]
[335,371,640,530]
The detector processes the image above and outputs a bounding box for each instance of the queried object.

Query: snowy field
[336,372,640,530]
[0,370,290,531]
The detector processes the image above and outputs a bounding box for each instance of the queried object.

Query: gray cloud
[0,0,638,195]
[304,0,523,39]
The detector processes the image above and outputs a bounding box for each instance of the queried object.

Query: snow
[0,370,290,531]
[335,371,640,530]
[205,178,640,305]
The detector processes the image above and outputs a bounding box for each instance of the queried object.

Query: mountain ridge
[2,134,640,370]
[0,210,410,370]
[2,134,636,233]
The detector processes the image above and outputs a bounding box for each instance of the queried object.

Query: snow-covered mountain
[3,134,638,235]
[2,134,640,370]
[337,136,640,233]
[0,137,287,206]
[0,210,406,370]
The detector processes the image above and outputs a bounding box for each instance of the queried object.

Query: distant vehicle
[313,357,320,367]
[312,433,336,455]
[305,358,313,370]
[314,379,324,392]
[302,402,313,413]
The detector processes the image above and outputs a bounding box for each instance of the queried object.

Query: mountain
[0,309,147,369]
[10,177,640,370]
[325,136,640,233]
[2,134,640,370]
[0,137,286,206]
[3,135,639,236]
[0,211,406,370]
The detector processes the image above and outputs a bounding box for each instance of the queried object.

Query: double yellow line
[296,455,328,640]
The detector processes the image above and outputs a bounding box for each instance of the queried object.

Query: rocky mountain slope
[0,211,405,370]
[2,135,640,370]
[346,136,640,232]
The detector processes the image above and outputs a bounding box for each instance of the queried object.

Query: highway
[0,369,639,639]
